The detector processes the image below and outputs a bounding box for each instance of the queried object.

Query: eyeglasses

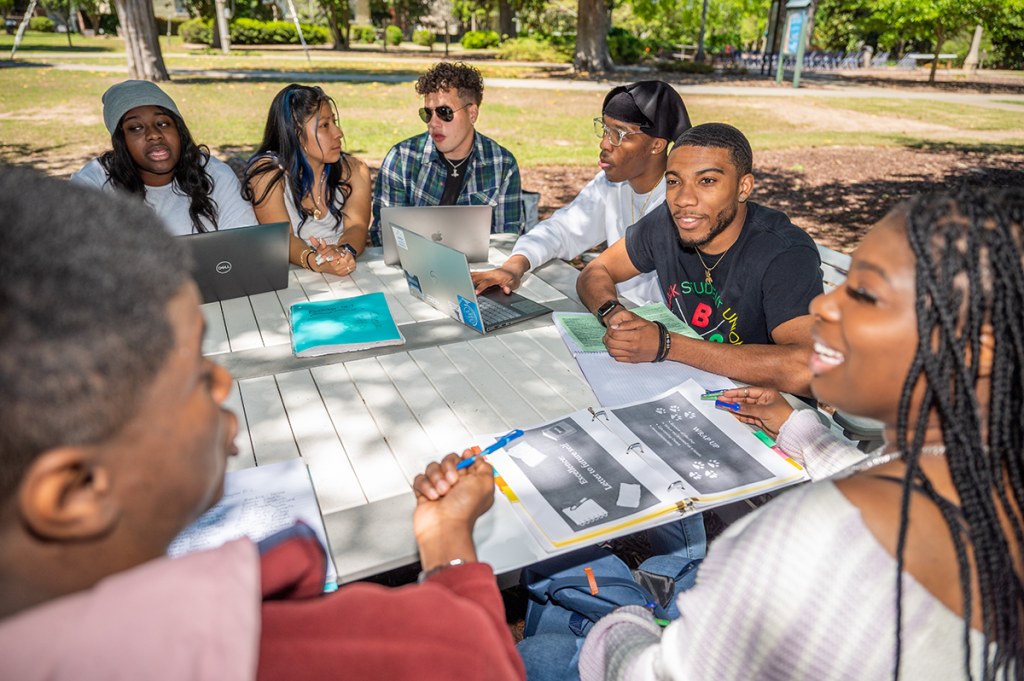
[593,118,643,146]
[419,103,470,123]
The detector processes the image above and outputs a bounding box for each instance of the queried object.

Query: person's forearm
[667,335,814,397]
[577,263,621,316]
[416,521,479,571]
[337,224,369,256]
[502,254,531,277]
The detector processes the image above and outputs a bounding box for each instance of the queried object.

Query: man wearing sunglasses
[470,81,690,307]
[371,62,523,246]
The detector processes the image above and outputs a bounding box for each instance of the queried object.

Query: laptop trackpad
[510,299,548,315]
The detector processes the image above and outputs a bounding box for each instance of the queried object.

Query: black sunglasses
[418,103,470,123]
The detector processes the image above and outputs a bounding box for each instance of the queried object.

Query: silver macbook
[380,205,492,267]
[390,222,551,334]
[180,222,290,304]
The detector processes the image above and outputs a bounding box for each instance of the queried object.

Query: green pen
[700,388,729,400]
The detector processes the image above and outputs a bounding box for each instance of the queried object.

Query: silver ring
[745,389,748,397]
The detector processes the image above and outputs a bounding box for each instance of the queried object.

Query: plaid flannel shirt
[371,131,523,246]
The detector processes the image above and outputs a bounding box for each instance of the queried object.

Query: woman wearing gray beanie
[70,80,257,235]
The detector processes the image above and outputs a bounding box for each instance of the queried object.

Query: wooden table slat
[376,352,475,456]
[221,296,265,352]
[310,362,411,503]
[468,336,575,420]
[496,332,597,411]
[224,381,257,471]
[200,301,231,356]
[407,346,512,437]
[524,326,589,382]
[247,290,290,348]
[344,356,440,483]
[274,370,367,513]
[440,341,545,425]
[236,375,301,465]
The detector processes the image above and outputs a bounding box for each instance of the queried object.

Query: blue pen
[702,388,729,398]
[715,399,741,412]
[457,429,524,470]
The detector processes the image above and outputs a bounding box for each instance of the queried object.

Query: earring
[739,196,747,203]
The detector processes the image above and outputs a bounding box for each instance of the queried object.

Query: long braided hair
[98,106,219,233]
[242,84,350,237]
[893,187,1024,679]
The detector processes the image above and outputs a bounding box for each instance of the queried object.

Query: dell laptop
[390,222,551,334]
[181,221,291,304]
[380,205,492,267]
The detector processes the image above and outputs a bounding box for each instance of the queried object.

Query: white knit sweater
[578,411,987,681]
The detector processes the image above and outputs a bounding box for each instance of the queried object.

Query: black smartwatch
[596,299,623,326]
[339,243,357,258]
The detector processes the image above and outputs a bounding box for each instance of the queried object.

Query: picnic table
[897,53,959,70]
[212,234,610,585]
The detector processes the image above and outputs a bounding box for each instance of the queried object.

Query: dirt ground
[519,146,1024,255]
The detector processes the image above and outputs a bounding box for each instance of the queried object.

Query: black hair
[0,166,191,503]
[673,122,753,177]
[99,106,220,233]
[415,61,484,106]
[892,188,1024,679]
[242,84,350,237]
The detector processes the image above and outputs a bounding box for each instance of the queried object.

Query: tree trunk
[498,0,514,39]
[326,0,348,50]
[695,0,708,62]
[113,0,169,81]
[575,0,613,73]
[929,26,946,83]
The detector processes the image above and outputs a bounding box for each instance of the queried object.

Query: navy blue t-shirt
[625,200,822,346]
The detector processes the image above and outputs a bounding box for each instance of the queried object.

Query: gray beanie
[102,80,181,135]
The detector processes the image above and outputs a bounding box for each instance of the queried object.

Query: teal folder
[290,292,405,358]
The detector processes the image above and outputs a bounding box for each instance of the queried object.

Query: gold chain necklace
[631,173,664,224]
[308,170,325,220]
[695,245,732,285]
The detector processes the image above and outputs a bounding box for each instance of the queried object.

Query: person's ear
[650,137,668,156]
[738,173,755,203]
[18,448,119,541]
[469,104,479,126]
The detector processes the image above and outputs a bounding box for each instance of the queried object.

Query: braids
[893,187,1024,680]
[242,84,351,237]
[99,107,219,233]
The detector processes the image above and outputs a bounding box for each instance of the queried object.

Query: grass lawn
[1,31,125,52]
[2,68,1022,171]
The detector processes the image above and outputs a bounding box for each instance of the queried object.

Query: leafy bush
[607,26,644,65]
[351,25,375,43]
[29,16,55,32]
[460,30,499,49]
[231,18,328,45]
[180,18,212,44]
[655,60,716,74]
[385,24,402,45]
[412,29,434,47]
[496,36,571,63]
[154,16,189,36]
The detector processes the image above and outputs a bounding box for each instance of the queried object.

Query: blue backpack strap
[544,576,670,621]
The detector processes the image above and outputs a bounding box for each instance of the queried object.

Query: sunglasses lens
[436,106,455,122]
[418,108,431,124]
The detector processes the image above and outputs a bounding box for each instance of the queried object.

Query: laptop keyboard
[477,296,521,328]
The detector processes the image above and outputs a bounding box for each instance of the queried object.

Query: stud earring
[739,196,747,203]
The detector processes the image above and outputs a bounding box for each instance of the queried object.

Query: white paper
[552,312,735,406]
[168,458,338,588]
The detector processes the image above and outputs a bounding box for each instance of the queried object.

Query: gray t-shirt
[625,200,822,346]
[70,156,256,236]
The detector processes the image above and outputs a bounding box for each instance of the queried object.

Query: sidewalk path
[12,60,1024,113]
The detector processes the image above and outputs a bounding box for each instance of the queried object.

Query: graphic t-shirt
[625,201,822,346]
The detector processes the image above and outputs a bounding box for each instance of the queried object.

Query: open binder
[485,380,809,551]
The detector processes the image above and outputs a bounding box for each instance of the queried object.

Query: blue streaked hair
[243,84,350,236]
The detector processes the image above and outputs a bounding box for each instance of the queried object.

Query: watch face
[598,300,620,318]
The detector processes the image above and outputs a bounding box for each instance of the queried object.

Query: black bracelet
[653,321,667,363]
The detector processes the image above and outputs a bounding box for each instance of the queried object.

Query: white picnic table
[212,234,606,585]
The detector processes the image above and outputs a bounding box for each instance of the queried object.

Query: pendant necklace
[630,173,665,225]
[695,245,732,285]
[445,154,470,178]
[308,170,325,220]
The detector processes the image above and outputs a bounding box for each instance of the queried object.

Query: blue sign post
[775,0,812,88]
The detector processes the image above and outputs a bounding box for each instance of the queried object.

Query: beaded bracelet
[653,321,672,363]
[301,248,315,271]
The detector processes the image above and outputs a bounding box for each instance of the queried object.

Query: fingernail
[315,255,324,265]
[326,256,334,262]
[715,400,740,412]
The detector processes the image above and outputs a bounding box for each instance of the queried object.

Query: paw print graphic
[706,471,718,479]
[692,461,705,470]
[669,405,681,412]
[683,411,696,419]
[688,471,702,481]
[655,407,667,414]
[671,413,684,421]
[706,460,721,468]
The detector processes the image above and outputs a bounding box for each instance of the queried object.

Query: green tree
[40,0,74,46]
[872,0,1003,82]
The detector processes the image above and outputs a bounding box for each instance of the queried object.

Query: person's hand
[471,255,529,294]
[309,235,356,277]
[604,312,660,363]
[412,450,496,571]
[715,387,794,441]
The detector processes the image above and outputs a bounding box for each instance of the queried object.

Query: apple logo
[431,232,443,242]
